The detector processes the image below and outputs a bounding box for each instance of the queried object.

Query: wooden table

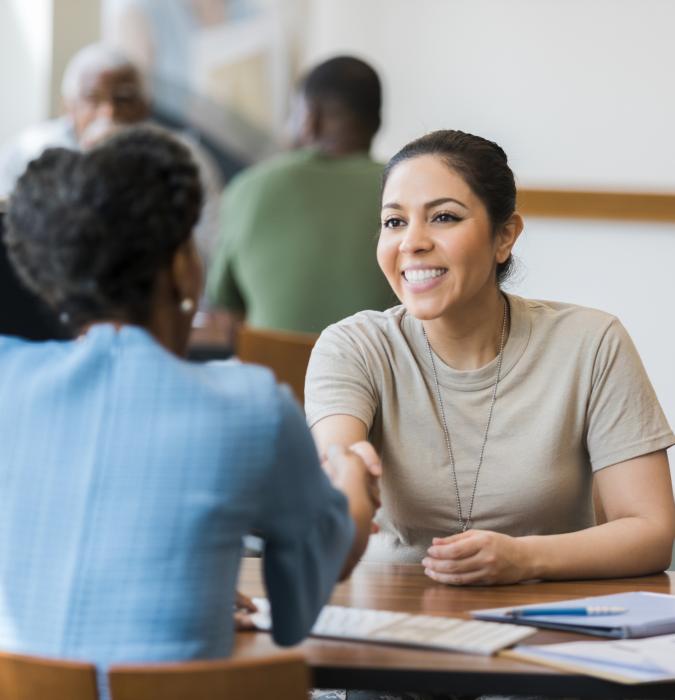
[235,558,675,698]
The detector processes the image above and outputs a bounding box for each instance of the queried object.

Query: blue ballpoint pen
[507,606,627,617]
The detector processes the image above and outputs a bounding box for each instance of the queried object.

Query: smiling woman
[305,129,675,586]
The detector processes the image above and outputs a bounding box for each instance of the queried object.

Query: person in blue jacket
[0,125,379,696]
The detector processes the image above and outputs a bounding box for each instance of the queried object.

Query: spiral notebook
[472,592,675,639]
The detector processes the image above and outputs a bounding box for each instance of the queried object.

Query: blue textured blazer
[0,325,352,675]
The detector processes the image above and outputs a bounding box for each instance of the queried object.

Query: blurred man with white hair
[0,44,148,195]
[0,43,223,264]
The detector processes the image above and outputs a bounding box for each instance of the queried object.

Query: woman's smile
[401,265,448,293]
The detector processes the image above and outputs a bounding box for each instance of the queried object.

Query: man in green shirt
[206,56,394,334]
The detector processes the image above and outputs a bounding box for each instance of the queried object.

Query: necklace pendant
[461,519,471,533]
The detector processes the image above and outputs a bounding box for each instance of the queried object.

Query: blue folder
[472,592,675,638]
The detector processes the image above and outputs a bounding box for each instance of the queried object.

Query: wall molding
[517,189,675,222]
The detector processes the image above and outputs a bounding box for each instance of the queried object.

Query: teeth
[404,268,446,283]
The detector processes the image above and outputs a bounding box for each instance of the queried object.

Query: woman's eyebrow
[425,197,468,210]
[381,197,468,211]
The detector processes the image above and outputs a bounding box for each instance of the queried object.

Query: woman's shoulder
[515,295,620,336]
[194,358,280,402]
[319,305,409,343]
[186,358,300,436]
[0,334,27,350]
[312,306,414,364]
[309,306,419,380]
[0,334,72,360]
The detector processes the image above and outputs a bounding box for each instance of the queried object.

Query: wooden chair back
[109,652,309,700]
[236,326,318,404]
[0,650,98,700]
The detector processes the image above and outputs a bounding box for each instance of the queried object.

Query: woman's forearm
[522,517,674,580]
[338,475,376,580]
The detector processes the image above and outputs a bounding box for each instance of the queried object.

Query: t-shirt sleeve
[205,186,246,313]
[254,385,355,646]
[586,318,675,470]
[305,322,379,430]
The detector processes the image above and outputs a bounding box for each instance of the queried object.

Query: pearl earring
[180,297,195,314]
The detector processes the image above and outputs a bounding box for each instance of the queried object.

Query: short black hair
[5,126,202,329]
[301,56,382,136]
[382,130,517,286]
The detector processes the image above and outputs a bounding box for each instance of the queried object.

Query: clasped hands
[422,529,532,585]
[323,440,382,522]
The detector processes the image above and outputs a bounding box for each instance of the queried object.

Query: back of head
[301,55,382,144]
[5,126,203,330]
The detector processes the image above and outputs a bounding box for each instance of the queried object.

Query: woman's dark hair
[5,126,202,329]
[382,129,517,285]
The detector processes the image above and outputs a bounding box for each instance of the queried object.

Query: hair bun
[6,128,202,329]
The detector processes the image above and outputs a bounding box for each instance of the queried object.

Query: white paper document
[506,634,675,684]
[251,597,535,655]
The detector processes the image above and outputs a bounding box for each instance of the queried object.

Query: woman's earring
[180,297,195,314]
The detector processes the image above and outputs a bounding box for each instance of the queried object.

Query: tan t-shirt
[305,295,675,563]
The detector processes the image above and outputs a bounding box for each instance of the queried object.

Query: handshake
[235,441,382,631]
[323,442,381,518]
[322,441,382,575]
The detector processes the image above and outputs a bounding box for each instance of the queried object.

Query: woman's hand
[325,441,382,513]
[422,529,532,585]
[325,441,382,579]
[233,591,258,630]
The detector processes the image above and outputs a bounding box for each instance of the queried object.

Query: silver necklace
[423,297,509,533]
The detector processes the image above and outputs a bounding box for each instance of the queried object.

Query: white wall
[50,0,101,116]
[0,0,53,145]
[304,0,675,191]
[0,0,101,147]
